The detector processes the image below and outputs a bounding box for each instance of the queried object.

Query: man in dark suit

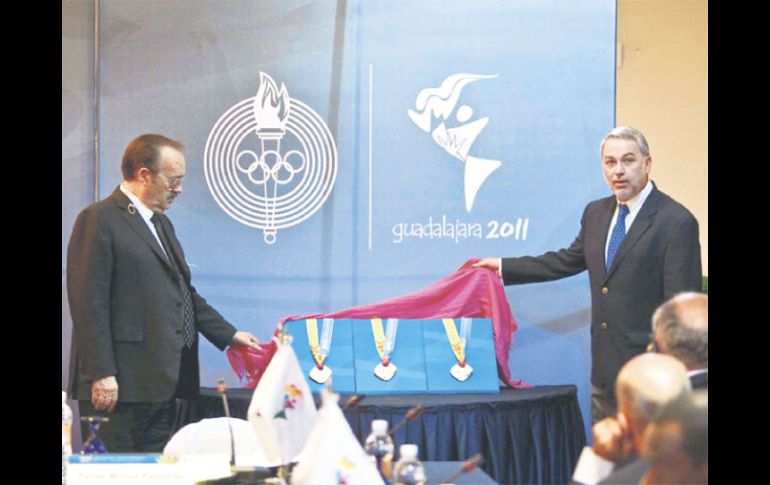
[474,126,702,422]
[67,134,262,452]
[650,292,708,390]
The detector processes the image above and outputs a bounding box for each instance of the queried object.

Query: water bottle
[62,391,73,485]
[363,419,395,482]
[393,444,426,485]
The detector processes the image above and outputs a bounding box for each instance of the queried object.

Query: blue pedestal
[284,318,499,395]
[285,318,356,394]
[351,319,428,394]
[422,319,500,394]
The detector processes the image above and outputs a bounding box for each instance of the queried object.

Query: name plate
[68,453,232,485]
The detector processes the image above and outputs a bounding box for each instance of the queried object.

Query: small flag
[292,389,384,485]
[247,337,317,466]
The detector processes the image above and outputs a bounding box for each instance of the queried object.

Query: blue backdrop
[63,0,616,441]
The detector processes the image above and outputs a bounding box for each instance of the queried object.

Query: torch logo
[205,72,338,244]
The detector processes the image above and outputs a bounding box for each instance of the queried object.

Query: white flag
[247,338,317,466]
[292,389,384,485]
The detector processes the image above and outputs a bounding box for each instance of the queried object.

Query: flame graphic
[253,71,290,130]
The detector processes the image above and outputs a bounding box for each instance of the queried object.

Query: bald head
[616,353,691,423]
[652,292,708,369]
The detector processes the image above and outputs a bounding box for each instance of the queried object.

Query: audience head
[641,391,708,484]
[651,292,708,370]
[615,353,691,453]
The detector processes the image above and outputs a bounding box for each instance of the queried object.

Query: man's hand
[92,376,118,412]
[591,414,635,462]
[472,258,501,275]
[231,331,262,350]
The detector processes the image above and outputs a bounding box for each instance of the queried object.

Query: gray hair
[652,292,708,369]
[599,126,650,157]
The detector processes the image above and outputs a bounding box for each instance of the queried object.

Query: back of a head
[654,391,708,467]
[652,292,708,370]
[616,353,691,425]
[642,391,708,484]
[121,133,185,180]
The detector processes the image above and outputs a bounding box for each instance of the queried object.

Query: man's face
[602,137,651,202]
[143,146,186,213]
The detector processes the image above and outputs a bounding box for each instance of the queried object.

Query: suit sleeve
[191,287,238,351]
[662,213,702,298]
[67,208,118,381]
[162,217,238,350]
[501,210,588,285]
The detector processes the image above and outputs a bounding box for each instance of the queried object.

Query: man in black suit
[650,292,708,390]
[475,126,702,422]
[67,134,262,452]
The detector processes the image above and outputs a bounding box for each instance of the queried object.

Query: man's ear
[137,167,152,185]
[617,411,629,434]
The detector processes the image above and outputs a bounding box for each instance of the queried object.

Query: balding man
[641,391,708,485]
[67,134,262,452]
[650,292,708,389]
[591,353,691,484]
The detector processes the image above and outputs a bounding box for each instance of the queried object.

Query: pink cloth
[227,258,529,388]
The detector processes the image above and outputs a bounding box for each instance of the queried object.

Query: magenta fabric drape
[228,259,528,388]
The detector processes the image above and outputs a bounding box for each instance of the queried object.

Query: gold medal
[442,318,473,382]
[371,318,397,381]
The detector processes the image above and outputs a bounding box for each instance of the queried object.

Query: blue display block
[285,318,356,394]
[284,318,499,395]
[423,319,500,394]
[351,319,428,395]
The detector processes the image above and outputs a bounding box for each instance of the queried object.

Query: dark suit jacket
[501,183,701,389]
[690,369,708,390]
[67,187,237,402]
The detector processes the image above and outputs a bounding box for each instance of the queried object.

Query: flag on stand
[292,389,384,485]
[247,336,317,466]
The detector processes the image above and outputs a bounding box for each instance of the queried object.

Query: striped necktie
[151,214,195,348]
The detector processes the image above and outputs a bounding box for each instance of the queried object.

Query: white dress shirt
[120,184,169,258]
[496,179,655,278]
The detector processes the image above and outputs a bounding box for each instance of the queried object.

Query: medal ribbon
[306,318,334,367]
[371,318,398,363]
[442,318,470,365]
[460,317,472,352]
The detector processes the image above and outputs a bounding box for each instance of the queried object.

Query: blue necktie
[606,204,629,271]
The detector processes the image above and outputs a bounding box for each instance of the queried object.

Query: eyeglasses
[155,172,184,191]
